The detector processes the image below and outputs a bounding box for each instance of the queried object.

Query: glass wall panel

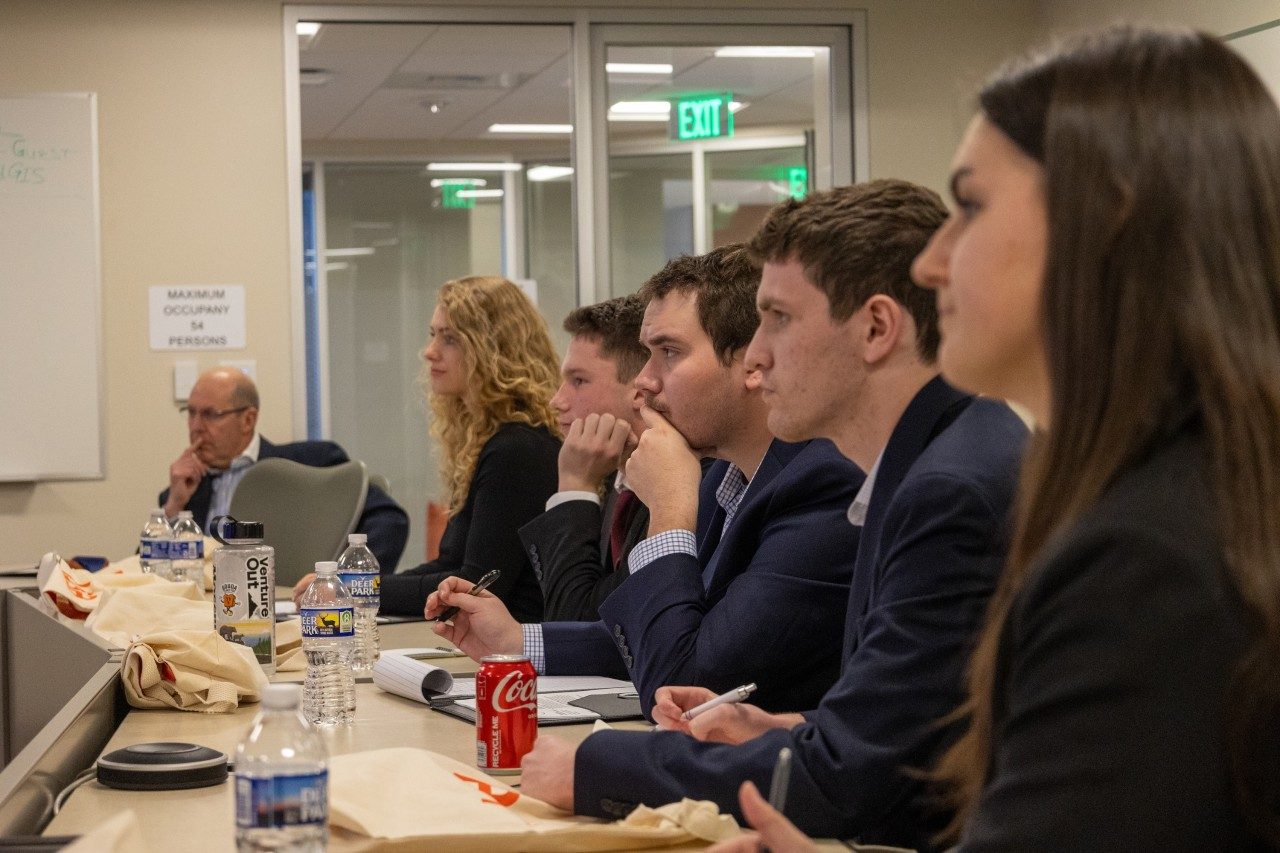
[704,145,807,247]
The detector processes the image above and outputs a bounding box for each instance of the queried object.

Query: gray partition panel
[0,664,121,837]
[2,590,115,764]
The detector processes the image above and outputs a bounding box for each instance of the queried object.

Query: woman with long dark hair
[711,26,1280,851]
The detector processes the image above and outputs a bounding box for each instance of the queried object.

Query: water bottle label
[139,538,169,560]
[171,539,203,560]
[235,771,328,828]
[301,606,355,638]
[337,571,380,600]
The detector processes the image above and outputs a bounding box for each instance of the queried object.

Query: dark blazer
[960,422,1267,851]
[518,482,651,622]
[159,436,409,571]
[542,438,864,715]
[380,422,559,620]
[573,378,1027,852]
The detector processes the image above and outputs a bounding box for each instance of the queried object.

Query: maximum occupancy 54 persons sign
[149,284,246,350]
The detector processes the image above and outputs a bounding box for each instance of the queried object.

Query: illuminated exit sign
[670,93,733,141]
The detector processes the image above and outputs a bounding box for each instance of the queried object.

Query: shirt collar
[846,450,883,527]
[232,432,261,469]
[715,464,750,515]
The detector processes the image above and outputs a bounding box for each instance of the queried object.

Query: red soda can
[475,654,537,774]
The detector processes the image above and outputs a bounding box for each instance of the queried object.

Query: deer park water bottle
[299,562,356,727]
[335,533,380,674]
[234,683,328,852]
[170,510,204,586]
[140,509,173,580]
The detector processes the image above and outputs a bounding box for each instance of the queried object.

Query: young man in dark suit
[429,246,865,715]
[512,181,1029,853]
[159,366,409,570]
[519,294,653,622]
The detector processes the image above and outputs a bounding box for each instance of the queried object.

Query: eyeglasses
[179,405,252,422]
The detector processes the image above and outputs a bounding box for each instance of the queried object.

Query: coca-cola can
[475,654,537,774]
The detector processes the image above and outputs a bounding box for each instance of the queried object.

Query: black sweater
[380,422,559,620]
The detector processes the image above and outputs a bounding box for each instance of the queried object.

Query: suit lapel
[700,439,798,596]
[844,377,972,660]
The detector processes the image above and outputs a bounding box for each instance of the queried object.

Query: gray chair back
[229,458,368,588]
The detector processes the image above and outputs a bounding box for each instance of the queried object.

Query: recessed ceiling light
[488,123,573,134]
[429,178,488,188]
[456,189,505,199]
[606,62,674,75]
[324,247,376,257]
[609,101,671,115]
[714,46,818,59]
[296,22,321,38]
[527,165,574,182]
[426,163,523,172]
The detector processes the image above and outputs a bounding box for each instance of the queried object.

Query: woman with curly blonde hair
[380,275,562,619]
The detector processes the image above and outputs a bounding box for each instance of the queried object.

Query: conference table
[0,583,857,852]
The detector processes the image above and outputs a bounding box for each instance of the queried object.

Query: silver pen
[681,682,757,721]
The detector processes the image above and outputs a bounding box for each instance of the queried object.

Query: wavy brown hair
[422,276,560,513]
[934,26,1280,844]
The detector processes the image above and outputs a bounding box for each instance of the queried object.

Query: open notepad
[372,648,645,725]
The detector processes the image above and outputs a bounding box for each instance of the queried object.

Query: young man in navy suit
[518,295,653,621]
[159,366,409,571]
[510,181,1029,853]
[429,246,865,715]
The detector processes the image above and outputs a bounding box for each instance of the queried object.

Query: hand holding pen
[434,568,501,623]
[427,572,525,663]
[681,682,757,720]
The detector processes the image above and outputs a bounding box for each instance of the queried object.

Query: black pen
[434,569,501,622]
[760,747,792,853]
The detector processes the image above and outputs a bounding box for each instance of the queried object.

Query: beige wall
[0,0,1038,564]
[1036,0,1277,36]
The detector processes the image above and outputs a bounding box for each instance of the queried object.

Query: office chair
[229,458,368,588]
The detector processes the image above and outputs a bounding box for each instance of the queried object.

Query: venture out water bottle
[139,509,173,580]
[170,510,204,586]
[234,683,328,852]
[211,516,276,675]
[335,534,380,674]
[299,562,356,726]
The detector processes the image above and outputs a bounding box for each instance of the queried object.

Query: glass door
[588,24,854,298]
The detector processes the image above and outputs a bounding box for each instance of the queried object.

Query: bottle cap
[209,516,265,544]
[315,561,338,574]
[261,684,302,710]
[149,509,166,520]
[348,533,368,545]
[177,510,193,519]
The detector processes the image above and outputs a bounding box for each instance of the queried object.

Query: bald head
[185,367,259,468]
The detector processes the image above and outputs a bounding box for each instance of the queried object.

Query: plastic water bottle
[335,534,380,674]
[140,509,173,580]
[299,562,356,727]
[234,683,328,852]
[170,510,204,586]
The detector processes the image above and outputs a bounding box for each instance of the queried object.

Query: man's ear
[862,295,906,365]
[243,407,259,434]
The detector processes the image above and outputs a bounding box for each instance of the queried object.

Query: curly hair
[420,276,561,514]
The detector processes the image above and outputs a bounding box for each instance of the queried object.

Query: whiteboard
[0,93,103,481]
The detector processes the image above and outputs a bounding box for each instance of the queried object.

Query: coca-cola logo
[491,670,536,713]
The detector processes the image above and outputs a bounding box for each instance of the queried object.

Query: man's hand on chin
[519,735,577,811]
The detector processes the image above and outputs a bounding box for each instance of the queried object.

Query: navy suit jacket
[542,438,863,715]
[159,436,410,571]
[574,378,1028,851]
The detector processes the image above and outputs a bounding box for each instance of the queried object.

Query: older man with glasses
[158,366,409,571]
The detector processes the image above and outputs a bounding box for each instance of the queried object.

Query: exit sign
[670,93,734,142]
[440,181,476,209]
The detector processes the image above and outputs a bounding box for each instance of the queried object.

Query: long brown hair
[422,276,560,513]
[936,26,1280,843]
